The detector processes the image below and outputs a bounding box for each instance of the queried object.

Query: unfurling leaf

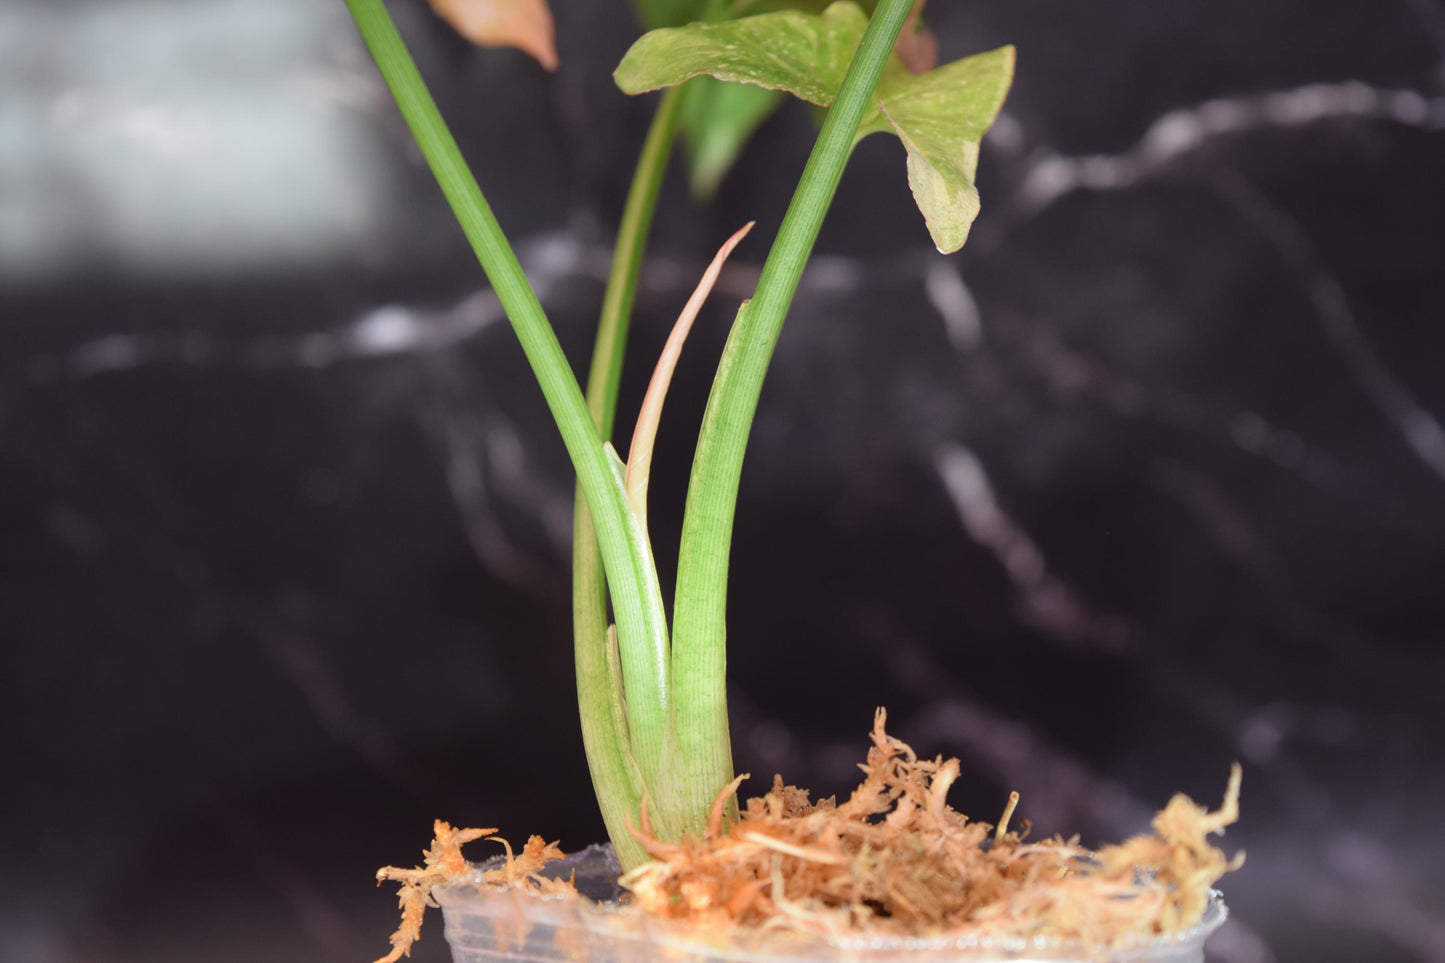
[428,0,558,71]
[614,0,1012,253]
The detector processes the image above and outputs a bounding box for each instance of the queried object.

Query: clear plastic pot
[436,845,1229,963]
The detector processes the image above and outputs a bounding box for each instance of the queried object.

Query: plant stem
[583,88,687,441]
[661,0,917,838]
[573,84,686,871]
[343,0,671,788]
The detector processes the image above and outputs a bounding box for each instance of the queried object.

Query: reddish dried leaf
[428,0,558,71]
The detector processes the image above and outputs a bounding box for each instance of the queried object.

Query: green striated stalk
[343,0,672,792]
[347,0,921,858]
[573,85,687,871]
[659,0,918,839]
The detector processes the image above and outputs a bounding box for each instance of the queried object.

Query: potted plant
[341,0,1243,960]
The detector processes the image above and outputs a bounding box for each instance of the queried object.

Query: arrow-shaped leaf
[615,0,1013,252]
[616,2,888,107]
[627,1,933,198]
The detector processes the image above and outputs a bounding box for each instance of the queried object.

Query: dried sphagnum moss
[372,820,569,963]
[623,709,1242,947]
[373,710,1242,959]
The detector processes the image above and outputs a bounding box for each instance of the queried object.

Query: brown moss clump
[622,709,1243,947]
[373,710,1242,959]
[372,820,568,963]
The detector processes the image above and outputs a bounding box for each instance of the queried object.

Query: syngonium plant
[343,0,1013,870]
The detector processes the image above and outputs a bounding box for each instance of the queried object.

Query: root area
[373,709,1243,958]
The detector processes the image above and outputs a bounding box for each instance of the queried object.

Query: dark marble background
[4,0,1443,961]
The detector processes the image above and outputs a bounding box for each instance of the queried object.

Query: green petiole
[347,0,923,863]
[573,82,688,870]
[343,0,672,803]
[660,0,918,838]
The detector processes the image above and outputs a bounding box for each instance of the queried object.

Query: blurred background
[3,0,1443,960]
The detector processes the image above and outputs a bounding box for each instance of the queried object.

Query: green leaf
[616,2,885,107]
[615,0,1013,252]
[866,45,1014,252]
[680,78,783,198]
[624,4,860,199]
[630,2,908,197]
